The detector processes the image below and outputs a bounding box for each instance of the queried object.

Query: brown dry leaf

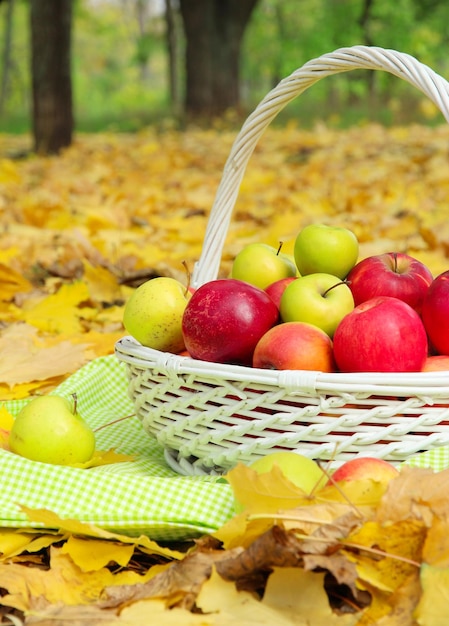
[376,466,449,525]
[0,323,90,388]
[422,516,449,567]
[0,545,156,613]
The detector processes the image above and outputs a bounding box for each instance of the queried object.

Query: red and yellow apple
[265,276,297,309]
[182,278,279,365]
[421,270,449,355]
[279,272,354,338]
[333,296,428,373]
[252,321,336,372]
[329,456,399,484]
[346,252,433,314]
[230,243,297,290]
[294,223,359,279]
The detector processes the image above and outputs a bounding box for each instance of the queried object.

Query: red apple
[333,296,428,373]
[346,252,433,313]
[329,456,399,484]
[182,278,279,365]
[421,271,449,355]
[253,321,336,372]
[264,277,297,309]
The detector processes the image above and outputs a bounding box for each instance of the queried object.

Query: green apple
[280,272,354,337]
[123,276,191,353]
[294,224,359,279]
[250,451,327,493]
[9,395,96,465]
[231,243,297,290]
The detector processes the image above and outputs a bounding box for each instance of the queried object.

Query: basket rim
[115,335,449,395]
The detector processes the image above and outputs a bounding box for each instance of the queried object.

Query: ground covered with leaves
[1,123,449,624]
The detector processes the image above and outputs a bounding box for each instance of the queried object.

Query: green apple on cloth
[2,356,235,541]
[1,354,448,542]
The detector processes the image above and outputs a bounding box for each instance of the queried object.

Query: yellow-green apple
[333,296,428,373]
[182,278,279,365]
[294,224,359,279]
[123,276,191,353]
[253,321,336,372]
[422,355,449,371]
[279,272,354,338]
[9,395,96,465]
[231,243,297,290]
[346,252,433,314]
[329,456,399,484]
[421,271,449,355]
[250,451,327,493]
[265,276,297,309]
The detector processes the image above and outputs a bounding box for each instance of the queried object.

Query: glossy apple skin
[123,277,191,353]
[182,279,279,365]
[421,271,449,355]
[333,296,428,373]
[253,321,336,372]
[329,456,399,484]
[280,272,354,338]
[9,396,96,465]
[346,252,433,314]
[231,243,297,290]
[264,277,297,309]
[294,223,359,279]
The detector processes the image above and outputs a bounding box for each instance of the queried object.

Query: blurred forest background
[1,0,449,154]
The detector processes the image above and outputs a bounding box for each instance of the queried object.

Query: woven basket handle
[191,45,449,288]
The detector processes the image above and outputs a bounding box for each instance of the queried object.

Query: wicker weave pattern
[116,337,449,474]
[116,46,449,475]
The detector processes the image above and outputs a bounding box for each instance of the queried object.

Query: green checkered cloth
[3,356,235,541]
[2,355,449,541]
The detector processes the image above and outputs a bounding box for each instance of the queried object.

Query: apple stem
[322,280,348,298]
[393,252,398,273]
[276,241,284,256]
[93,413,136,433]
[71,393,78,415]
[182,260,191,296]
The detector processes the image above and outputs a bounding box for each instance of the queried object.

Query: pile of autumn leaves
[2,123,449,624]
[0,462,448,625]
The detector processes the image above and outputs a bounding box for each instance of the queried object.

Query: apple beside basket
[115,45,449,476]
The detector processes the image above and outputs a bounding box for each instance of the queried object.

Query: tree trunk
[165,0,181,115]
[30,0,73,154]
[0,0,14,117]
[179,0,259,118]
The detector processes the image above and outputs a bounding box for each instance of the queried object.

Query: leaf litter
[2,124,449,623]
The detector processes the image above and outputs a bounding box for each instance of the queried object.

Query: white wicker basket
[115,46,449,476]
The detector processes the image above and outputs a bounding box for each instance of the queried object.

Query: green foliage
[1,0,449,133]
[241,0,449,128]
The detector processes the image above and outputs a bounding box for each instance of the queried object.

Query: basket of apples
[115,45,449,476]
